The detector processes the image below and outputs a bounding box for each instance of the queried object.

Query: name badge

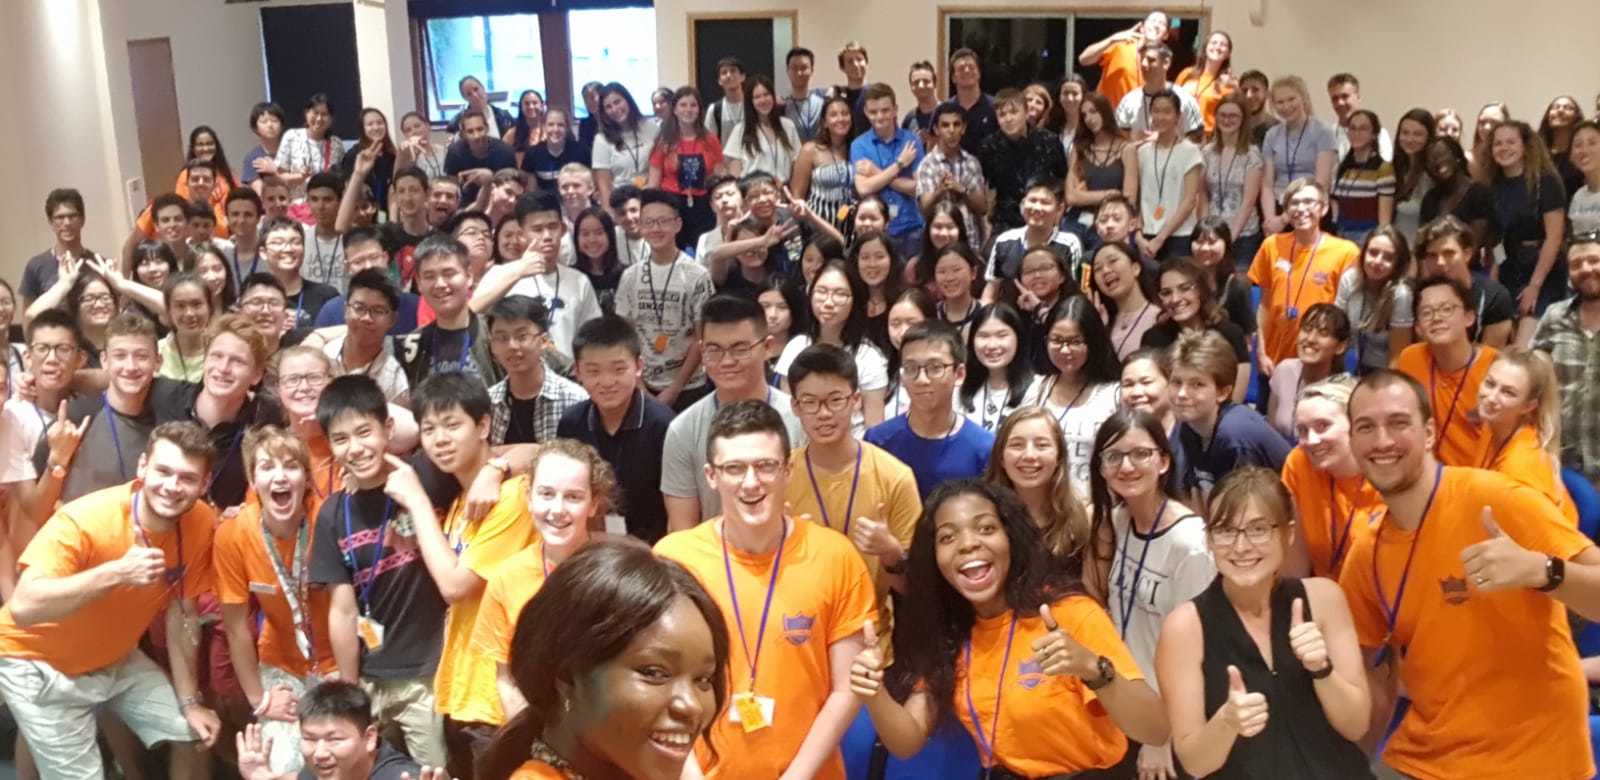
[1274,259,1292,272]
[729,692,775,732]
[357,616,386,651]
[248,581,278,595]
[604,513,627,536]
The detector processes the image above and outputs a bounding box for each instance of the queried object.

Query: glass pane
[568,8,658,120]
[487,14,544,107]
[425,15,544,125]
[947,16,1070,95]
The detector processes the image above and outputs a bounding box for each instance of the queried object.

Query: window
[940,9,1205,94]
[423,15,545,125]
[568,8,657,120]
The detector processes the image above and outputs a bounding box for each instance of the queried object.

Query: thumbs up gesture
[1030,604,1097,679]
[1222,665,1269,737]
[1460,505,1547,591]
[850,502,904,562]
[1286,597,1329,676]
[848,619,887,698]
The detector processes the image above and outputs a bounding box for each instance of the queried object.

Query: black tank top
[1195,576,1374,779]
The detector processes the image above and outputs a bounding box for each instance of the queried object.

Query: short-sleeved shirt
[276,129,345,200]
[0,398,51,485]
[288,280,342,330]
[660,389,808,521]
[1465,276,1515,344]
[0,484,215,675]
[784,90,828,142]
[1177,402,1292,499]
[915,146,988,242]
[214,503,337,677]
[316,292,423,336]
[1135,138,1204,237]
[490,373,589,447]
[849,129,925,238]
[1491,172,1567,258]
[1470,424,1577,527]
[985,228,1086,289]
[1332,157,1396,230]
[864,415,994,500]
[1247,231,1360,364]
[325,336,410,403]
[1140,320,1250,370]
[1394,343,1497,467]
[979,129,1070,232]
[1105,508,1214,687]
[1334,266,1415,373]
[504,266,604,359]
[1094,40,1143,108]
[1532,297,1600,484]
[521,140,586,190]
[1202,145,1265,237]
[614,255,714,391]
[591,123,661,187]
[1338,468,1594,780]
[151,380,263,509]
[30,393,153,506]
[1568,185,1600,234]
[308,487,448,679]
[722,118,802,182]
[654,518,877,780]
[433,476,535,725]
[955,596,1142,776]
[394,315,503,389]
[20,250,65,304]
[1262,120,1338,200]
[443,139,519,201]
[1419,180,1495,231]
[945,94,999,156]
[298,743,417,780]
[557,391,675,544]
[1279,446,1385,578]
[300,225,347,293]
[469,537,549,666]
[1114,85,1204,138]
[651,135,725,198]
[157,334,206,383]
[774,336,888,439]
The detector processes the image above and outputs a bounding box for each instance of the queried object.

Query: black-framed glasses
[1097,446,1159,469]
[796,394,852,414]
[702,341,760,363]
[29,343,78,359]
[711,459,784,481]
[901,362,956,380]
[1209,523,1281,547]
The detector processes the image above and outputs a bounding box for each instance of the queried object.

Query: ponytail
[477,708,545,780]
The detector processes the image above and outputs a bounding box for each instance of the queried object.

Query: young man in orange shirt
[1341,370,1600,780]
[0,422,221,778]
[1394,276,1496,466]
[216,426,338,775]
[409,372,535,779]
[655,400,876,780]
[1248,179,1359,390]
[1077,11,1170,107]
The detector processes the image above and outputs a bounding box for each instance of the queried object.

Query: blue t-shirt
[849,129,925,238]
[865,414,994,500]
[1177,402,1291,498]
[314,292,422,335]
[240,144,270,184]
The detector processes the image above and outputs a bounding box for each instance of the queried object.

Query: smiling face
[810,269,853,331]
[1436,113,1462,140]
[997,102,1027,137]
[1119,357,1171,419]
[1327,82,1359,122]
[136,251,171,291]
[575,343,643,417]
[972,316,1018,373]
[1293,395,1353,473]
[1491,124,1525,171]
[253,450,309,525]
[166,282,211,337]
[1475,360,1536,430]
[1097,425,1169,502]
[1415,283,1472,346]
[1283,185,1326,232]
[576,215,611,261]
[521,91,545,118]
[854,238,892,289]
[865,96,897,136]
[792,372,857,448]
[1546,96,1580,128]
[416,254,470,318]
[361,111,387,144]
[751,82,777,117]
[1190,231,1226,269]
[1169,366,1221,424]
[1362,234,1399,284]
[304,104,332,138]
[1092,248,1139,301]
[1397,117,1430,157]
[927,210,962,249]
[1207,498,1288,589]
[706,431,788,531]
[673,94,701,128]
[527,451,595,551]
[604,92,631,124]
[1573,125,1600,174]
[1001,416,1059,492]
[103,333,158,401]
[155,204,187,245]
[27,325,81,393]
[276,352,329,425]
[77,279,116,328]
[934,492,1010,614]
[570,594,718,780]
[1058,81,1083,117]
[1157,269,1202,325]
[1346,112,1376,152]
[1024,90,1049,125]
[701,319,767,395]
[886,299,925,351]
[901,338,963,409]
[1082,101,1105,135]
[933,251,975,301]
[136,438,209,523]
[1569,241,1600,301]
[1020,250,1065,301]
[1349,381,1434,493]
[1045,317,1088,377]
[203,331,263,401]
[1295,319,1346,367]
[264,226,305,276]
[853,201,886,234]
[1271,86,1306,124]
[909,68,936,103]
[327,409,390,485]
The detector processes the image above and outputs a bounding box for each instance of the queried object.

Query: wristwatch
[484,456,512,475]
[1538,555,1566,592]
[48,461,67,480]
[1083,655,1116,691]
[1307,661,1334,680]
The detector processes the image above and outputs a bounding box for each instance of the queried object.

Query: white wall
[653,0,1600,133]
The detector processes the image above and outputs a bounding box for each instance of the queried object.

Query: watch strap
[1538,555,1565,592]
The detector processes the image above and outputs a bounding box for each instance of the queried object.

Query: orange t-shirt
[1338,467,1594,780]
[0,484,216,676]
[1175,68,1233,133]
[1473,424,1577,527]
[1248,232,1360,364]
[135,197,229,240]
[654,518,877,780]
[1280,447,1385,578]
[510,760,574,779]
[213,503,336,677]
[1393,343,1496,468]
[1096,40,1143,108]
[955,595,1140,776]
[470,537,550,665]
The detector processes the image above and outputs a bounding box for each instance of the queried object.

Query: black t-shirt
[504,395,540,445]
[1141,319,1252,364]
[948,94,999,156]
[557,393,675,545]
[150,378,263,508]
[1469,276,1515,342]
[1491,172,1567,254]
[1420,181,1495,236]
[296,742,418,780]
[338,150,397,210]
[289,281,341,329]
[522,139,585,190]
[309,487,447,678]
[978,129,1069,231]
[20,251,58,304]
[444,139,519,201]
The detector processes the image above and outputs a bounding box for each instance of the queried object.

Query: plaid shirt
[915,145,988,244]
[1532,297,1600,485]
[488,371,590,446]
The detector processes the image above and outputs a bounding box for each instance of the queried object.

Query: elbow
[7,597,40,628]
[1173,741,1222,779]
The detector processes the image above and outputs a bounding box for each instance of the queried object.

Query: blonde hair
[981,407,1090,560]
[1170,329,1238,389]
[529,439,620,522]
[1268,75,1315,119]
[1490,348,1562,456]
[242,424,313,485]
[269,344,334,382]
[1297,373,1356,409]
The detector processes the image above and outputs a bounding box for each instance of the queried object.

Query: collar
[586,388,647,435]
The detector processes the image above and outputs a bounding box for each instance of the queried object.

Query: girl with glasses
[1023,295,1122,495]
[776,259,888,435]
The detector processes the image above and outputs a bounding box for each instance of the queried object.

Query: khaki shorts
[362,675,447,768]
[0,651,196,780]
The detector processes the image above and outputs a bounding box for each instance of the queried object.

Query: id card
[631,175,647,188]
[357,616,386,651]
[248,581,278,595]
[652,333,669,353]
[729,692,774,732]
[604,513,627,536]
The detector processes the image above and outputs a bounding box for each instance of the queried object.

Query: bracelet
[179,693,204,710]
[1307,661,1334,680]
[252,692,272,716]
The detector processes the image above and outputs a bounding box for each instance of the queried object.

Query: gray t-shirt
[659,388,807,521]
[33,394,154,503]
[1334,265,1414,373]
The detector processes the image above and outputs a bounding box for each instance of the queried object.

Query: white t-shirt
[614,254,715,391]
[1569,185,1600,234]
[0,398,51,484]
[301,223,346,293]
[722,117,803,181]
[324,336,410,403]
[1335,265,1414,372]
[590,123,661,186]
[1023,377,1120,496]
[505,265,604,359]
[775,335,889,439]
[1105,506,1215,688]
[1137,139,1204,237]
[1114,85,1204,137]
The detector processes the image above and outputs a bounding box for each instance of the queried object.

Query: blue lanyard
[1282,120,1311,184]
[1372,462,1444,665]
[1327,476,1362,574]
[341,493,395,613]
[132,492,186,597]
[1115,499,1168,637]
[101,394,128,481]
[1283,235,1325,318]
[1428,346,1479,455]
[721,519,786,691]
[963,614,1018,769]
[805,443,862,534]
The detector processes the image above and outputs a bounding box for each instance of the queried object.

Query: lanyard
[963,614,1018,769]
[1115,499,1168,637]
[1372,462,1443,664]
[132,492,186,597]
[341,494,395,614]
[1428,347,1478,454]
[980,382,1007,432]
[805,443,862,534]
[1281,120,1311,184]
[531,266,565,310]
[1047,376,1090,429]
[1210,148,1243,204]
[1113,303,1153,355]
[643,259,680,330]
[721,519,786,691]
[259,517,315,666]
[1326,476,1361,574]
[101,394,129,481]
[1282,234,1325,318]
[1151,140,1178,210]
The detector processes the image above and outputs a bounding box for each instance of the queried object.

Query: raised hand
[45,400,90,466]
[1030,604,1097,679]
[849,503,902,561]
[236,724,277,780]
[895,140,918,169]
[110,544,168,588]
[1287,597,1329,675]
[381,454,428,508]
[848,619,886,698]
[1221,665,1268,737]
[1461,506,1547,591]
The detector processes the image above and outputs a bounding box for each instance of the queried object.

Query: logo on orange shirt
[1016,659,1046,690]
[1439,575,1469,606]
[782,613,815,645]
[1313,271,1330,285]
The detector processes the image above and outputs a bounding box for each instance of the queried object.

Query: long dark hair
[354,108,398,158]
[885,286,935,384]
[1355,225,1414,333]
[1155,257,1225,328]
[916,196,973,287]
[1192,214,1237,287]
[658,86,709,152]
[1335,109,1384,180]
[1072,93,1119,171]
[1089,241,1154,323]
[740,75,794,157]
[887,480,1080,718]
[1394,108,1437,200]
[478,539,731,780]
[848,229,904,305]
[759,274,812,344]
[812,95,855,152]
[1045,74,1087,134]
[597,82,646,150]
[959,302,1032,412]
[808,258,873,352]
[187,125,237,189]
[1538,95,1586,152]
[191,240,239,311]
[512,89,546,151]
[1086,408,1182,590]
[1040,294,1121,384]
[572,206,622,278]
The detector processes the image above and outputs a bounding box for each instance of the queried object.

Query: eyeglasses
[901,362,956,380]
[266,237,304,249]
[455,226,490,240]
[702,341,760,363]
[1098,446,1159,469]
[1047,336,1088,351]
[1416,303,1463,322]
[280,373,330,390]
[711,459,785,481]
[30,343,78,359]
[346,301,394,320]
[640,217,680,230]
[812,287,852,303]
[1209,523,1280,547]
[240,297,285,313]
[490,330,545,347]
[79,294,115,307]
[796,394,852,414]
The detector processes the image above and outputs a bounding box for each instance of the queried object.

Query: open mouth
[649,730,694,756]
[267,485,296,515]
[957,559,995,589]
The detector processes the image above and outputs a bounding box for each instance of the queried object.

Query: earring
[562,696,572,713]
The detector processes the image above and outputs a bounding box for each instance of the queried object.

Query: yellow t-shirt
[470,538,550,665]
[432,475,534,726]
[783,442,920,650]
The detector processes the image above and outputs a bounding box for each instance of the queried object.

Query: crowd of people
[2,8,1600,780]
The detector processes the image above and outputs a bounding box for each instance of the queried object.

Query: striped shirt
[1331,157,1395,230]
[1532,298,1600,486]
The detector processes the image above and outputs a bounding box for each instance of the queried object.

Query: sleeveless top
[807,158,855,234]
[1195,576,1374,779]
[1071,145,1126,225]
